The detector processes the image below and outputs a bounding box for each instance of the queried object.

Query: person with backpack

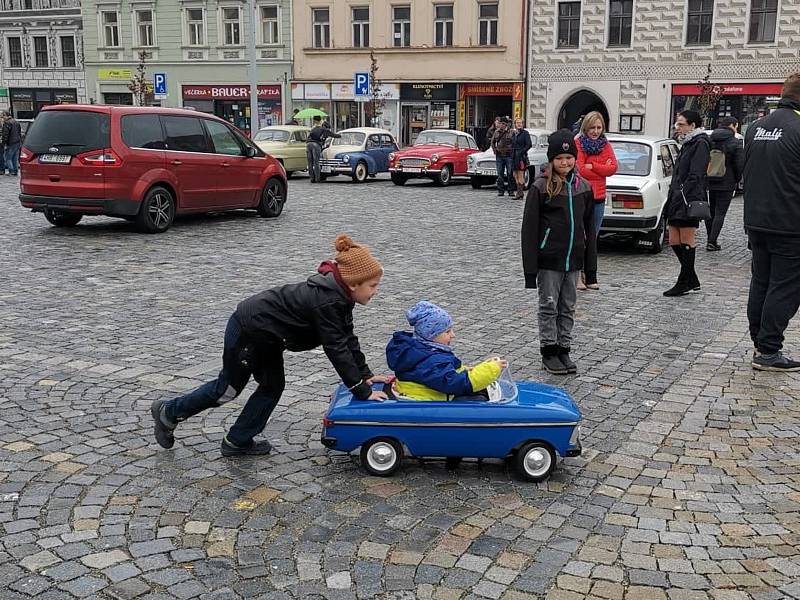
[705,116,744,251]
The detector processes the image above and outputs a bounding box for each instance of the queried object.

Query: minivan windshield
[23,110,111,156]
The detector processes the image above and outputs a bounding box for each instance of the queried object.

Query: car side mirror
[244,146,257,158]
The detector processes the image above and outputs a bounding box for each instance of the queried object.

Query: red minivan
[19,105,287,233]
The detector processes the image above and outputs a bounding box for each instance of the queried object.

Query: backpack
[707,144,727,178]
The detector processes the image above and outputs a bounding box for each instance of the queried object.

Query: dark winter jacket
[485,125,496,149]
[511,128,533,166]
[707,127,744,192]
[1,118,22,146]
[491,127,514,157]
[665,130,711,221]
[744,98,800,236]
[307,125,340,145]
[521,172,597,287]
[234,266,373,399]
[385,331,500,401]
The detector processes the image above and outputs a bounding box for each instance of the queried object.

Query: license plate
[320,165,331,173]
[480,169,495,175]
[39,154,71,164]
[403,167,421,173]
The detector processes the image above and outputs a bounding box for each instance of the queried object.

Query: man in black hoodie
[744,72,800,371]
[705,116,744,250]
[150,235,388,456]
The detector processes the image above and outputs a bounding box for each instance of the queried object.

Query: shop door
[216,101,251,135]
[401,104,429,146]
[335,102,358,130]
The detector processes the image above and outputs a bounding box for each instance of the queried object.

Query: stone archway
[558,90,610,132]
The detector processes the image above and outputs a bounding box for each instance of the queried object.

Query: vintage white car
[466,128,550,189]
[601,135,680,253]
[319,127,398,183]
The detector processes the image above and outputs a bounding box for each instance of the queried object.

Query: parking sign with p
[354,72,370,97]
[154,73,167,96]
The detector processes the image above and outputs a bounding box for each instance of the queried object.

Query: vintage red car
[388,129,481,186]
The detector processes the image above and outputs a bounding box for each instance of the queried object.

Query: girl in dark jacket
[511,118,533,199]
[664,110,711,297]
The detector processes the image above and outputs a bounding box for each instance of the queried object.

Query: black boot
[683,245,700,291]
[663,245,690,297]
[557,346,577,373]
[541,345,569,374]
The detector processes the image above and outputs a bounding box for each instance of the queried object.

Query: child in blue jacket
[386,301,506,401]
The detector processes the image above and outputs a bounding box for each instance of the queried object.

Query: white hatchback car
[601,135,680,253]
[467,128,550,189]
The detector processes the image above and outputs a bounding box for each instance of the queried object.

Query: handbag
[681,186,711,220]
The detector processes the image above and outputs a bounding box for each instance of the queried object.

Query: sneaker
[585,282,600,290]
[751,352,800,372]
[221,436,272,457]
[150,399,176,449]
[577,278,587,291]
[706,242,721,251]
[542,355,569,375]
[557,351,577,374]
[663,281,690,297]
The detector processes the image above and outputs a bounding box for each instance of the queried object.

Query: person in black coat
[705,116,744,251]
[150,235,388,456]
[511,118,532,199]
[663,110,710,297]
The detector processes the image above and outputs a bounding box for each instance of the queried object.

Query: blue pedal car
[321,369,582,481]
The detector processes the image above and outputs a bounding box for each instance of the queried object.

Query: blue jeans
[164,314,286,447]
[4,142,21,175]
[583,201,605,284]
[495,156,515,193]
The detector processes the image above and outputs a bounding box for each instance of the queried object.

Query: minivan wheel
[43,209,82,227]
[257,177,286,218]
[137,186,175,233]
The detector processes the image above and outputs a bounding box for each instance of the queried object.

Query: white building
[0,0,86,118]
[527,0,800,137]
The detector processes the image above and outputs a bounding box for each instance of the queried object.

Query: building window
[101,11,120,47]
[60,36,76,67]
[352,7,370,47]
[135,10,155,46]
[392,5,411,47]
[478,3,498,46]
[686,0,713,45]
[222,7,241,45]
[33,36,48,67]
[7,37,23,67]
[186,8,205,46]
[23,0,33,8]
[434,4,454,47]
[608,0,632,47]
[557,2,580,48]
[749,0,777,43]
[260,6,279,44]
[104,92,134,106]
[313,7,330,48]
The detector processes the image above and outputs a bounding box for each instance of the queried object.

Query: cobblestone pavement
[2,172,799,600]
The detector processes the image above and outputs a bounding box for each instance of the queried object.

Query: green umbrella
[294,108,328,119]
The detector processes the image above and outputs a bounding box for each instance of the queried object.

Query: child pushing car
[521,129,597,375]
[150,234,388,457]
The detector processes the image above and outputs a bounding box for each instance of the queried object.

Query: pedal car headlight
[569,425,581,446]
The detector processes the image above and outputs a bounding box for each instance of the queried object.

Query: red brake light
[78,148,122,167]
[19,147,35,164]
[612,194,643,209]
[322,416,334,427]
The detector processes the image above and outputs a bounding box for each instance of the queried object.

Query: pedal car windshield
[486,366,518,403]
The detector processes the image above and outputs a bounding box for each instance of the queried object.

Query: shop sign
[671,83,782,96]
[181,84,282,100]
[0,87,8,98]
[401,83,457,101]
[304,83,331,100]
[54,90,77,103]
[291,83,304,100]
[11,89,34,101]
[98,68,132,81]
[460,82,516,97]
[332,82,355,100]
[378,83,400,100]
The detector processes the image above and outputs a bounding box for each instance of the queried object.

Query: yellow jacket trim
[395,361,501,401]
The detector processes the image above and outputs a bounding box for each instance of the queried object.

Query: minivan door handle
[221,162,231,167]
[171,159,182,166]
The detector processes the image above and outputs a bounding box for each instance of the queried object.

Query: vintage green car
[253,125,311,178]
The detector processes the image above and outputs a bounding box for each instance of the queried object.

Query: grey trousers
[306,142,322,182]
[537,269,579,348]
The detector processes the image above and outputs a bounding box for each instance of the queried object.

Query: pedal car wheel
[515,442,556,482]
[361,437,403,477]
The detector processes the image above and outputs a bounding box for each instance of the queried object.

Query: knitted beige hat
[334,234,383,285]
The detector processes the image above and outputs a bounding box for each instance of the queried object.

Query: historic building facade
[527,0,800,137]
[80,0,293,135]
[0,0,86,118]
[291,0,528,146]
